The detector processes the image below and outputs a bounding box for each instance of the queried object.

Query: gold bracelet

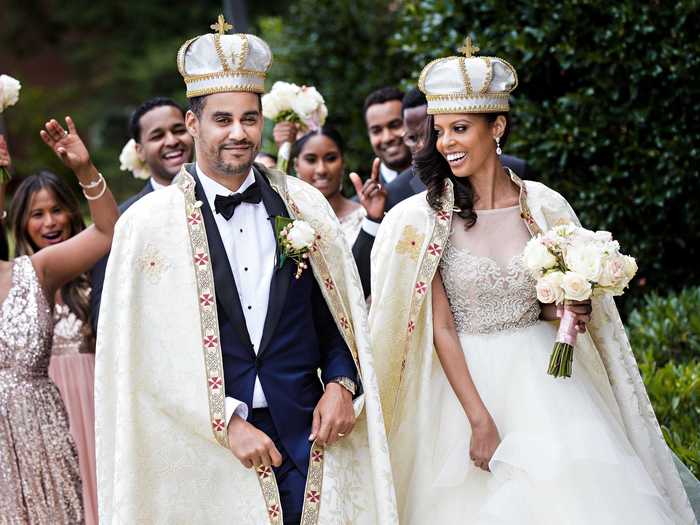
[78,172,104,189]
[83,178,107,200]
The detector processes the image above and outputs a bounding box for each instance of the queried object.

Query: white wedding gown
[405,206,691,524]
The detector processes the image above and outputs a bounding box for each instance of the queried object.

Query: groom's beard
[214,139,261,177]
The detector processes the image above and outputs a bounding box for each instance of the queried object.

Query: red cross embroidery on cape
[427,243,443,256]
[194,252,209,266]
[268,504,281,518]
[208,377,222,390]
[415,281,427,294]
[199,293,214,307]
[306,490,321,503]
[203,335,219,348]
[212,419,225,432]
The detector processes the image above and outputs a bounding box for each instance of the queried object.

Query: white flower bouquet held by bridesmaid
[262,81,328,172]
[0,74,21,183]
[524,223,638,377]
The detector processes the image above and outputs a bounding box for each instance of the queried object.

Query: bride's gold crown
[177,15,273,98]
[418,36,518,114]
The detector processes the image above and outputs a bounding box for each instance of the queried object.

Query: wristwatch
[329,376,357,396]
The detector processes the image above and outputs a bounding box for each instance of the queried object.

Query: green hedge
[628,287,700,476]
[391,0,700,297]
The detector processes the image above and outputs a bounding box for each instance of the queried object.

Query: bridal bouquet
[119,139,151,180]
[524,223,637,378]
[262,81,327,172]
[0,74,22,183]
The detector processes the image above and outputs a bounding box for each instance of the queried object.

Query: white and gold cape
[95,166,398,524]
[369,171,696,524]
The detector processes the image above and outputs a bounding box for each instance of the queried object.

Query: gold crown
[418,37,518,114]
[177,15,273,98]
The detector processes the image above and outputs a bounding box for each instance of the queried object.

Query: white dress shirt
[149,177,167,192]
[379,162,398,184]
[196,164,277,424]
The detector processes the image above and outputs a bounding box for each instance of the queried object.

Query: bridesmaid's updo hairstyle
[414,112,511,230]
[289,125,345,166]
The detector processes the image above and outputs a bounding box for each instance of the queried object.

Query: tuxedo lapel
[255,166,294,357]
[186,164,254,354]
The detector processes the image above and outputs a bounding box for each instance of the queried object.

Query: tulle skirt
[49,353,98,525]
[405,321,689,524]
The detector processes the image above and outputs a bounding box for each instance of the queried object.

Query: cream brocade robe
[369,173,696,524]
[95,166,398,524]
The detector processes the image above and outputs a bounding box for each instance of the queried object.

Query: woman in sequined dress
[9,171,98,524]
[0,117,118,523]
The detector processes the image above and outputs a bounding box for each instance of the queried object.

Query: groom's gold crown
[418,36,518,114]
[177,14,273,98]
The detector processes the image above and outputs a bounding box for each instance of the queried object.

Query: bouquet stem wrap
[549,308,578,378]
[276,141,292,174]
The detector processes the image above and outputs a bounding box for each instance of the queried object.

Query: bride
[369,39,698,524]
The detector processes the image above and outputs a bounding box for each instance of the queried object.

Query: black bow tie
[214,183,262,220]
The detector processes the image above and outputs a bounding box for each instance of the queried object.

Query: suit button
[254,358,261,370]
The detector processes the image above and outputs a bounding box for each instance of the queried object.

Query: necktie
[214,183,262,220]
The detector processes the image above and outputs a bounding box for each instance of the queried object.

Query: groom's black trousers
[250,408,304,525]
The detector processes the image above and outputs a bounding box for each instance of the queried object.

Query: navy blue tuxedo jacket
[190,164,357,475]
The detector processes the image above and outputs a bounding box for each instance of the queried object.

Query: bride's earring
[495,137,502,156]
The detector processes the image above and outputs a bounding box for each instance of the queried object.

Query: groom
[96,17,396,525]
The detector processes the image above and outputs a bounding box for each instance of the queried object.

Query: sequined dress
[406,207,685,524]
[0,256,83,524]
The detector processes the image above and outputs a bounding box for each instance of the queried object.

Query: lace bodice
[439,207,540,334]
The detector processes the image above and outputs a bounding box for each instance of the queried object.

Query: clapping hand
[349,157,387,222]
[40,117,93,175]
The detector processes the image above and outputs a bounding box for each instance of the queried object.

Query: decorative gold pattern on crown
[210,14,233,35]
[418,35,518,114]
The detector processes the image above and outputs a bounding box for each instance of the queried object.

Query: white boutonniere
[275,216,316,279]
[119,139,152,180]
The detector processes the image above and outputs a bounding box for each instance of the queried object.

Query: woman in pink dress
[9,170,98,524]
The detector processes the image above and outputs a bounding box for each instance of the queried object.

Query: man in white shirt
[96,20,396,525]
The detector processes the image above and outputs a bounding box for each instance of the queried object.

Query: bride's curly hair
[414,113,511,229]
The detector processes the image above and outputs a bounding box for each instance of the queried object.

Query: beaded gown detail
[0,256,83,524]
[403,207,685,524]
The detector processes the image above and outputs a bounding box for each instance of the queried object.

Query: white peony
[523,236,558,274]
[561,271,593,301]
[286,220,315,250]
[593,230,613,243]
[622,255,638,281]
[536,271,565,304]
[292,86,327,129]
[0,74,22,112]
[119,139,151,180]
[564,243,603,282]
[269,81,300,116]
[261,92,281,120]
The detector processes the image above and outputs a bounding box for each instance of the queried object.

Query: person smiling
[290,126,365,244]
[89,97,194,331]
[9,170,99,524]
[369,39,697,524]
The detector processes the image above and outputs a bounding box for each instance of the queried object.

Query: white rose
[536,271,565,304]
[286,220,315,250]
[270,81,300,113]
[292,86,325,120]
[593,230,612,243]
[0,74,22,111]
[119,139,151,180]
[561,271,592,301]
[564,243,603,282]
[523,236,558,274]
[261,92,281,120]
[598,254,627,287]
[622,255,638,281]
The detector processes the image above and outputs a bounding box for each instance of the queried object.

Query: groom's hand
[227,416,283,469]
[310,383,355,446]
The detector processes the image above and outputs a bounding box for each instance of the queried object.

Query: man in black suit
[90,97,193,330]
[351,88,531,297]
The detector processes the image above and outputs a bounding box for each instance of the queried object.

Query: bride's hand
[469,415,500,472]
[560,300,592,333]
[40,117,93,176]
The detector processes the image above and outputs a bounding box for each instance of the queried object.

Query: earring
[495,137,502,156]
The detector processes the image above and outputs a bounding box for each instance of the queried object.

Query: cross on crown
[210,14,233,35]
[458,36,480,58]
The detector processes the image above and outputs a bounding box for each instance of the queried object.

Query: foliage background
[2,0,699,473]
